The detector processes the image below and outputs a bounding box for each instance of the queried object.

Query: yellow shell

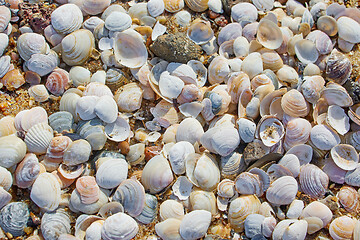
[164,0,184,13]
[228,195,260,232]
[184,0,208,12]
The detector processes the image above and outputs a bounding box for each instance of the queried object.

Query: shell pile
[1,0,360,239]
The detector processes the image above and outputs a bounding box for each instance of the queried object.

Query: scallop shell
[179,210,211,240]
[310,124,341,151]
[0,202,29,237]
[113,178,146,217]
[325,49,352,85]
[329,216,357,240]
[15,153,40,189]
[51,3,83,35]
[160,199,184,221]
[155,218,182,240]
[41,208,71,240]
[24,122,53,155]
[17,33,49,61]
[163,0,184,13]
[30,172,61,211]
[61,29,95,66]
[330,144,359,171]
[299,164,328,199]
[141,155,173,194]
[76,176,100,205]
[228,195,261,232]
[266,176,298,205]
[337,186,360,213]
[101,213,139,240]
[257,19,283,50]
[135,193,158,224]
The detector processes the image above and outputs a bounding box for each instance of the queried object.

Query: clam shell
[126,143,145,166]
[0,187,11,210]
[286,144,313,166]
[208,56,230,85]
[81,0,111,15]
[24,122,53,155]
[237,118,256,143]
[51,4,82,35]
[17,33,49,61]
[45,136,72,163]
[15,153,40,189]
[114,83,143,112]
[69,66,91,87]
[158,71,184,99]
[76,119,107,151]
[0,202,29,237]
[160,199,184,221]
[0,166,12,191]
[300,201,332,229]
[176,118,204,145]
[187,19,214,45]
[99,202,124,218]
[0,6,10,33]
[94,95,118,124]
[283,118,312,151]
[147,0,164,17]
[155,218,182,240]
[294,39,319,64]
[84,82,113,98]
[0,55,11,79]
[345,164,360,187]
[244,214,265,238]
[190,190,217,217]
[28,84,49,103]
[310,124,341,151]
[231,2,258,27]
[281,89,309,118]
[217,179,235,198]
[287,199,304,219]
[0,116,16,137]
[0,135,27,168]
[96,157,128,189]
[320,82,353,107]
[135,194,158,224]
[16,108,47,132]
[257,115,284,147]
[337,186,360,213]
[76,176,100,205]
[184,0,208,12]
[41,208,71,240]
[278,154,300,178]
[330,144,359,171]
[105,12,131,32]
[325,49,352,85]
[141,155,173,194]
[76,96,98,121]
[229,195,261,232]
[26,53,58,77]
[257,19,283,50]
[179,210,211,240]
[241,52,263,79]
[30,172,61,211]
[168,141,195,175]
[113,178,146,217]
[317,15,338,36]
[46,68,70,96]
[60,91,82,121]
[164,0,184,13]
[0,33,8,58]
[172,176,193,201]
[235,172,261,196]
[337,16,360,44]
[63,139,91,166]
[262,216,276,238]
[329,216,357,240]
[299,164,328,199]
[101,213,139,240]
[104,115,131,142]
[48,111,74,133]
[300,75,325,104]
[266,176,298,205]
[70,188,108,214]
[217,23,242,46]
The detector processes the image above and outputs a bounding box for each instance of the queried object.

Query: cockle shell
[113,178,146,217]
[51,4,83,35]
[160,199,184,221]
[329,216,357,240]
[229,195,261,232]
[337,186,360,213]
[30,172,61,211]
[114,83,143,112]
[24,122,53,155]
[28,84,49,103]
[266,176,298,205]
[95,157,128,189]
[41,208,71,240]
[15,153,40,189]
[76,176,100,205]
[61,29,95,66]
[101,4,126,20]
[101,213,139,240]
[325,49,352,85]
[299,164,328,199]
[310,124,341,151]
[179,210,211,240]
[17,33,49,61]
[0,202,29,237]
[141,155,173,194]
[147,0,164,17]
[155,218,182,240]
[330,144,359,171]
[46,68,70,96]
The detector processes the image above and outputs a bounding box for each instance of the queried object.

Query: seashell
[294,39,319,64]
[163,0,184,13]
[95,157,128,189]
[0,166,11,192]
[244,214,265,238]
[76,96,98,121]
[256,115,284,147]
[221,152,246,180]
[208,56,230,85]
[0,33,8,57]
[286,144,313,166]
[24,122,53,154]
[158,72,184,100]
[0,135,27,168]
[82,82,112,98]
[300,75,325,104]
[252,0,273,11]
[48,111,74,133]
[187,19,213,45]
[81,0,111,15]
[61,29,95,66]
[83,16,104,33]
[126,143,145,166]
[345,164,360,187]
[237,117,256,143]
[1,68,26,91]
[233,36,249,58]
[172,176,193,201]
[141,155,173,194]
[17,33,49,61]
[101,4,126,20]
[168,141,195,175]
[217,23,242,46]
[266,176,298,205]
[113,178,146,217]
[317,15,338,36]
[0,6,10,33]
[46,68,70,96]
[104,12,131,32]
[281,89,309,118]
[155,218,182,240]
[300,201,332,230]
[90,70,106,84]
[44,25,64,47]
[30,172,61,211]
[28,84,49,103]
[337,186,360,213]
[231,2,258,27]
[326,105,350,135]
[278,154,300,178]
[147,0,164,17]
[184,0,208,12]
[299,164,328,199]
[101,213,139,240]
[330,144,358,171]
[174,10,191,27]
[287,199,304,219]
[283,118,311,151]
[104,115,131,142]
[63,139,91,166]
[272,219,297,240]
[329,216,356,240]
[0,187,11,210]
[310,124,340,151]
[235,172,261,196]
[179,210,211,240]
[242,22,259,43]
[306,30,332,55]
[135,193,158,224]
[0,55,11,79]
[0,116,16,137]
[45,136,72,164]
[282,220,308,240]
[15,153,40,189]
[208,0,222,13]
[76,176,100,205]
[41,208,71,240]
[69,66,91,87]
[160,199,184,221]
[257,19,283,50]
[201,125,240,157]
[99,202,124,218]
[26,53,58,77]
[250,74,272,91]
[70,188,108,214]
[303,63,321,76]
[229,195,261,232]
[175,117,203,145]
[51,4,83,35]
[217,179,235,198]
[320,82,353,107]
[93,95,118,124]
[337,17,360,44]
[0,202,29,237]
[260,50,283,72]
[241,52,263,79]
[262,216,276,238]
[322,157,347,184]
[114,82,143,113]
[190,190,217,217]
[76,119,107,151]
[338,37,354,53]
[15,107,48,132]
[325,49,351,85]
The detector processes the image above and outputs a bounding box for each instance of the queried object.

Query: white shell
[155,218,182,240]
[176,118,204,145]
[0,166,12,191]
[326,105,350,135]
[94,95,118,124]
[147,0,165,17]
[0,136,27,168]
[286,144,313,166]
[96,157,128,189]
[172,176,193,200]
[337,17,360,44]
[159,71,184,99]
[26,53,58,77]
[101,213,138,240]
[104,115,131,142]
[51,4,83,35]
[160,200,184,221]
[0,33,8,57]
[168,141,195,175]
[179,210,211,240]
[266,176,298,205]
[105,12,132,32]
[331,144,359,171]
[25,122,54,155]
[70,66,91,87]
[310,124,340,151]
[76,96,99,121]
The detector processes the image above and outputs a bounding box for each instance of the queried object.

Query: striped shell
[299,164,328,199]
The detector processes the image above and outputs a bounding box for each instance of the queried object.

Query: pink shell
[46,68,70,96]
[45,136,72,163]
[15,153,40,188]
[76,176,100,205]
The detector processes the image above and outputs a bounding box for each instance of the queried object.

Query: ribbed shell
[48,111,74,133]
[229,195,261,232]
[0,202,29,237]
[114,83,143,112]
[0,6,10,33]
[329,216,356,240]
[15,153,40,189]
[337,186,360,213]
[51,4,83,35]
[266,176,298,205]
[24,122,54,154]
[101,213,139,240]
[0,166,12,191]
[76,176,100,205]
[96,157,128,189]
[135,194,158,224]
[41,208,71,240]
[46,68,70,96]
[299,164,328,199]
[17,33,49,61]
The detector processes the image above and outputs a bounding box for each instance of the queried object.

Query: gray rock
[150,33,203,63]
